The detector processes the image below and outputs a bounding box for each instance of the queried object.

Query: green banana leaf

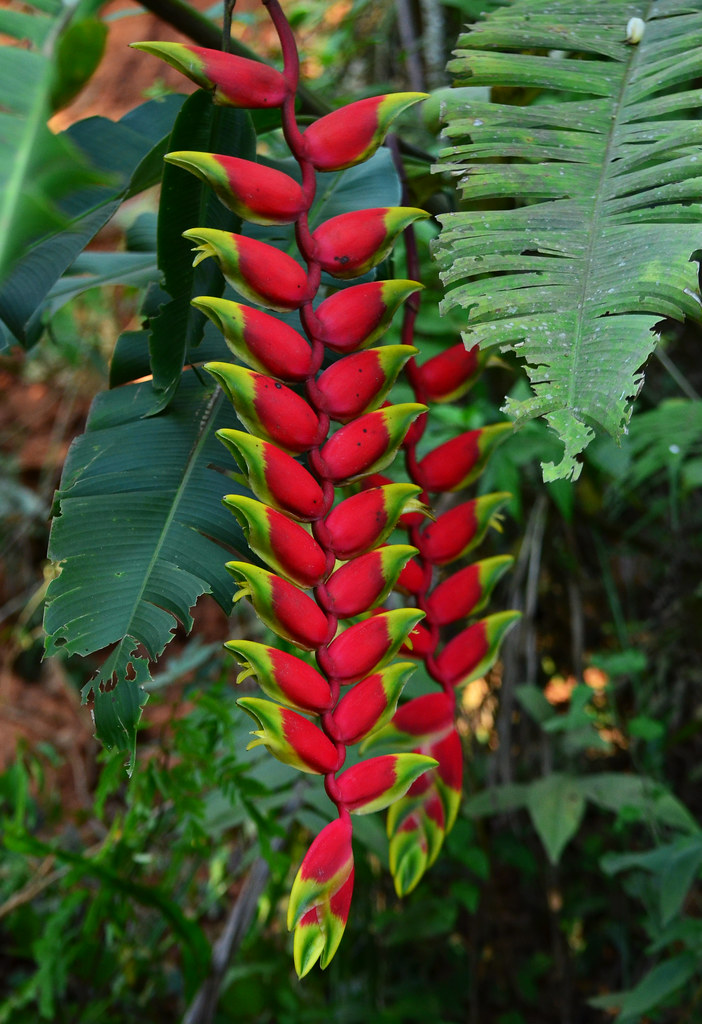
[435,0,702,480]
[44,372,251,770]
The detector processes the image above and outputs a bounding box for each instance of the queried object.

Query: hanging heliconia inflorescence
[134,0,518,976]
[360,200,521,896]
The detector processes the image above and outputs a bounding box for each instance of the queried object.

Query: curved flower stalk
[136,0,435,977]
[361,218,521,899]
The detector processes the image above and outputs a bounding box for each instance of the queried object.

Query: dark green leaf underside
[44,372,251,760]
[435,0,702,479]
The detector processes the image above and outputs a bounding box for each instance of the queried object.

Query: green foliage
[435,0,702,480]
[43,374,249,768]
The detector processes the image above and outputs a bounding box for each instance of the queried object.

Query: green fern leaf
[44,372,250,768]
[435,0,702,480]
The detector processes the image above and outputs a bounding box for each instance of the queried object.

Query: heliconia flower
[312,208,429,280]
[362,692,455,751]
[192,297,313,382]
[336,753,438,814]
[394,555,425,595]
[321,545,417,618]
[131,42,290,108]
[411,343,482,403]
[320,403,426,484]
[224,639,333,714]
[429,728,463,833]
[330,662,416,745]
[288,816,354,977]
[293,870,354,978]
[416,423,513,493]
[183,228,310,311]
[387,792,445,896]
[216,429,324,522]
[222,495,327,588]
[165,153,305,225]
[320,608,425,683]
[425,555,514,626]
[418,492,512,566]
[325,483,425,561]
[316,346,417,423]
[227,562,330,649]
[206,363,320,454]
[435,611,521,688]
[302,93,427,171]
[400,619,433,658]
[237,697,340,773]
[314,280,422,354]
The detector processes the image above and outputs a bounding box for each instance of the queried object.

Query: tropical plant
[435,0,702,480]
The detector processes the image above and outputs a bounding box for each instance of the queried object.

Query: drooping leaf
[435,0,702,480]
[43,372,252,763]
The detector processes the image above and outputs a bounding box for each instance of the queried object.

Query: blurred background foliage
[1,0,702,1021]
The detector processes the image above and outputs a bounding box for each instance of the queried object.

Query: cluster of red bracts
[135,6,441,977]
[361,344,520,896]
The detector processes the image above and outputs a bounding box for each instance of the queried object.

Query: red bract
[223,495,327,588]
[322,545,416,618]
[206,363,320,454]
[416,423,512,492]
[321,609,425,683]
[225,640,332,714]
[313,208,429,280]
[303,93,427,171]
[315,280,422,353]
[192,297,313,382]
[316,346,416,423]
[320,404,425,483]
[184,229,310,311]
[165,153,305,224]
[228,562,329,650]
[413,343,482,402]
[132,42,290,107]
[418,493,512,565]
[216,429,325,521]
[325,484,424,561]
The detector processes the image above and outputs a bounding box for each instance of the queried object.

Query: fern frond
[435,0,702,479]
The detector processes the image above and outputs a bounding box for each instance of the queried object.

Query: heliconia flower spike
[237,697,340,773]
[192,297,313,382]
[302,93,427,171]
[206,363,320,454]
[418,492,512,566]
[165,153,305,225]
[320,404,426,484]
[336,753,438,815]
[413,343,483,403]
[325,484,425,561]
[425,555,514,626]
[222,495,326,588]
[183,229,310,311]
[224,640,332,714]
[416,422,513,493]
[435,611,521,688]
[216,430,324,522]
[312,209,430,280]
[131,42,290,108]
[316,346,417,423]
[315,280,422,354]
[321,545,417,618]
[321,609,425,684]
[330,663,416,745]
[227,562,329,650]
